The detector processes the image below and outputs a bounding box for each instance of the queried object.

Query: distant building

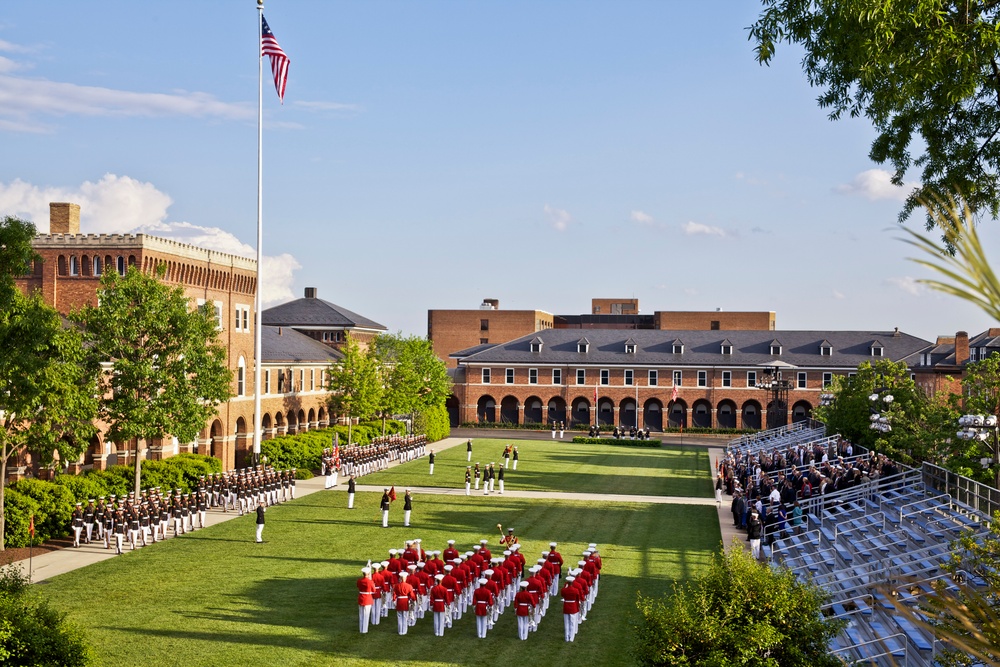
[428,298,554,368]
[9,203,347,479]
[262,287,387,351]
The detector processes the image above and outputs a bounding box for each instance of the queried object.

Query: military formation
[356,531,603,641]
[322,434,428,488]
[68,466,298,554]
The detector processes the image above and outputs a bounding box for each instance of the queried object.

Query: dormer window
[819,340,833,356]
[871,340,884,357]
[624,338,637,354]
[577,337,590,354]
[530,337,543,353]
[770,339,782,356]
[720,339,733,355]
[672,339,684,355]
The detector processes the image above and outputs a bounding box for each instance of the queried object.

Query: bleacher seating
[725,425,995,667]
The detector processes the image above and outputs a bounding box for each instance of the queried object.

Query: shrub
[415,404,450,442]
[0,565,93,666]
[53,475,109,505]
[6,479,74,545]
[1,492,35,549]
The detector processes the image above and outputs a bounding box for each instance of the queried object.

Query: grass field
[36,440,720,667]
[362,438,713,497]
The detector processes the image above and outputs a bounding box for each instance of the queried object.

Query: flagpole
[253,0,265,466]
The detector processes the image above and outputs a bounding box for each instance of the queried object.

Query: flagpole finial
[258,0,263,6]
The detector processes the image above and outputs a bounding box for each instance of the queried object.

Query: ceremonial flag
[29,514,34,538]
[261,15,290,103]
[389,486,397,502]
[671,385,679,403]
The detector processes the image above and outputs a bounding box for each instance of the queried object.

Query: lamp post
[756,366,792,429]
[868,385,894,435]
[957,414,1000,490]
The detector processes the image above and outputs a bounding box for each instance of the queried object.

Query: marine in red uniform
[472,578,495,638]
[560,575,582,642]
[430,574,449,636]
[357,567,377,634]
[393,572,417,635]
[514,581,535,640]
[443,539,460,562]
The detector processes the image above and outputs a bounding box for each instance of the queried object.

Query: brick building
[262,287,387,352]
[9,203,349,479]
[428,299,554,368]
[448,327,932,430]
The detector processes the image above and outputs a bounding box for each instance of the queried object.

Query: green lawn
[362,438,714,498]
[39,489,719,667]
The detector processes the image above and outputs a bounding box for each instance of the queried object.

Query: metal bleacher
[728,425,996,667]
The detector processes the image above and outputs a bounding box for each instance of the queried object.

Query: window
[770,344,782,355]
[673,370,682,387]
[69,256,79,276]
[721,344,733,355]
[722,371,732,387]
[117,256,126,276]
[237,357,246,396]
[971,347,979,362]
[820,344,832,356]
[480,338,488,344]
[848,372,857,379]
[310,369,315,391]
[625,343,636,354]
[747,371,757,387]
[278,371,285,393]
[823,372,833,388]
[576,369,586,385]
[577,341,589,354]
[213,301,224,330]
[480,319,489,331]
[600,369,610,386]
[93,256,102,276]
[872,346,884,357]
[299,369,305,392]
[797,372,807,389]
[506,368,514,384]
[710,320,720,330]
[697,371,707,387]
[624,369,634,386]
[264,369,271,395]
[552,369,562,385]
[529,368,538,384]
[672,343,684,354]
[482,368,491,384]
[648,370,658,386]
[530,340,542,353]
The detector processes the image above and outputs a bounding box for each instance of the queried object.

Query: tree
[0,216,98,552]
[72,265,231,499]
[325,336,382,444]
[812,359,929,463]
[633,544,844,667]
[750,1,1000,227]
[372,333,452,434]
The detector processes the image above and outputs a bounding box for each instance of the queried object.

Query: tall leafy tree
[0,216,98,552]
[750,1,1000,227]
[373,333,451,433]
[73,265,231,498]
[326,336,382,444]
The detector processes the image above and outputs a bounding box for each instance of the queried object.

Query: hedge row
[3,454,222,549]
[571,437,662,447]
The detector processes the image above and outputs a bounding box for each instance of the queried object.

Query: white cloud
[0,39,34,54]
[0,74,254,133]
[735,171,768,186]
[886,276,922,296]
[835,168,918,201]
[682,221,728,238]
[832,289,846,300]
[0,175,300,306]
[630,210,654,225]
[0,56,25,74]
[543,204,572,232]
[293,100,362,113]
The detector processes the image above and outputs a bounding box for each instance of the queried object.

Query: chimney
[304,287,317,299]
[956,330,969,365]
[50,202,80,234]
[482,298,499,310]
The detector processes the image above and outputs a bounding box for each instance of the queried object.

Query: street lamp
[756,365,793,429]
[868,386,894,434]
[957,414,1000,489]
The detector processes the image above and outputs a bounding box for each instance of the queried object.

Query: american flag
[261,15,290,103]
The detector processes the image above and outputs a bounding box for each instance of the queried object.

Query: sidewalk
[7,434,738,582]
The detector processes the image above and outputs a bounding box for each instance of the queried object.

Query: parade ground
[17,435,724,667]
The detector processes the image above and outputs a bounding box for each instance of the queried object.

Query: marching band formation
[356,531,603,642]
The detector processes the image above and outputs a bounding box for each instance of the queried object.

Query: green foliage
[414,404,450,442]
[0,565,93,666]
[7,479,74,545]
[325,336,382,442]
[572,437,662,447]
[633,545,843,667]
[372,333,452,420]
[72,265,231,497]
[750,2,1000,227]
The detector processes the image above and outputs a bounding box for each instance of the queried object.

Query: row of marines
[356,536,603,641]
[322,435,429,488]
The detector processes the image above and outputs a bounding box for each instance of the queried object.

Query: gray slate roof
[455,328,933,368]
[262,297,387,331]
[262,326,343,364]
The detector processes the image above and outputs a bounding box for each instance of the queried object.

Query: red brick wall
[429,309,553,367]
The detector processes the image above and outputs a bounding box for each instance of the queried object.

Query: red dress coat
[547,550,564,574]
[429,584,449,612]
[443,547,459,562]
[371,571,385,595]
[560,583,581,614]
[441,574,458,604]
[514,590,535,616]
[526,576,544,605]
[472,586,494,616]
[393,581,416,611]
[357,577,377,606]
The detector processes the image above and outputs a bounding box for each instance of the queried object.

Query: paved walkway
[9,435,744,582]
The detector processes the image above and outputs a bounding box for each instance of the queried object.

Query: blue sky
[1,1,997,342]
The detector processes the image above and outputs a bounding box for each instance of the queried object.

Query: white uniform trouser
[552,430,556,438]
[115,533,123,554]
[465,483,471,496]
[348,493,355,509]
[513,460,517,470]
[499,480,504,494]
[475,478,480,490]
[404,510,411,527]
[483,483,489,495]
[750,538,761,559]
[560,430,564,438]
[429,464,434,475]
[433,611,445,636]
[372,599,382,624]
[564,613,576,641]
[397,610,408,635]
[467,451,472,461]
[715,488,722,505]
[476,615,488,638]
[359,605,371,633]
[382,510,389,528]
[325,474,333,489]
[73,526,82,546]
[84,522,94,543]
[518,615,530,640]
[490,479,495,492]
[256,524,264,542]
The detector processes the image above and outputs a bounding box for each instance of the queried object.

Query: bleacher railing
[921,462,1000,518]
